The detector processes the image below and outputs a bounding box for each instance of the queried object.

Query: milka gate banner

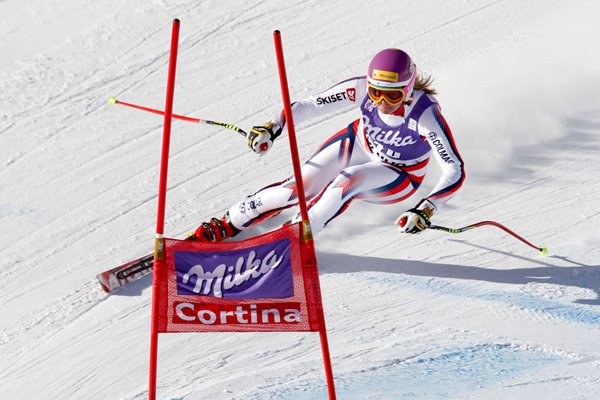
[147,22,336,399]
[155,222,322,333]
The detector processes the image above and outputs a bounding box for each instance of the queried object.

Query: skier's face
[367,85,405,114]
[368,85,406,105]
[376,100,402,114]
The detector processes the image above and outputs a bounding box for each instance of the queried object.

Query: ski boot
[187,212,240,242]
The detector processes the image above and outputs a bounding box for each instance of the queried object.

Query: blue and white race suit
[229,76,465,234]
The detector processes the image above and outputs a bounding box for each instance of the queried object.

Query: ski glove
[247,120,282,155]
[396,199,436,234]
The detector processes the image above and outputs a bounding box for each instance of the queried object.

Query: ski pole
[108,97,247,137]
[428,220,548,255]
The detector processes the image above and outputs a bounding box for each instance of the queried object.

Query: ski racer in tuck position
[188,48,466,242]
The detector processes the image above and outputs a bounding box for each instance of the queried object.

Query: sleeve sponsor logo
[316,91,348,105]
[426,132,455,164]
[346,88,356,102]
[175,238,294,299]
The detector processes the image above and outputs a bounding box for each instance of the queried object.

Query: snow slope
[1,0,599,399]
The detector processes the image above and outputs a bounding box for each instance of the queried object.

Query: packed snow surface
[1,0,599,399]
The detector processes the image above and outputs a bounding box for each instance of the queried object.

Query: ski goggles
[367,84,406,106]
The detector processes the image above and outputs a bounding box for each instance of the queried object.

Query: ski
[97,253,154,293]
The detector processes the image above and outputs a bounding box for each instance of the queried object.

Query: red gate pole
[272,30,337,400]
[149,18,180,400]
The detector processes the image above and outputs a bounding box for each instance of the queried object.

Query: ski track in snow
[1,0,600,399]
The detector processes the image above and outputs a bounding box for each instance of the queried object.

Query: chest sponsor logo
[365,99,378,112]
[362,115,417,148]
[175,239,293,299]
[408,118,417,131]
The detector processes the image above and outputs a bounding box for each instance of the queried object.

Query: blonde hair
[415,73,437,95]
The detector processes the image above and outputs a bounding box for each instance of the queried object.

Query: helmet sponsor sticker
[372,69,398,82]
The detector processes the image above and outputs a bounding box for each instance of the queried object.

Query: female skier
[189,48,465,242]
